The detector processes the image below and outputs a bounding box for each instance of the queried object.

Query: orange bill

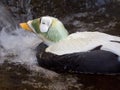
[19,23,33,32]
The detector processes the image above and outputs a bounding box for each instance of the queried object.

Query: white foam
[0,24,58,79]
[0,27,42,65]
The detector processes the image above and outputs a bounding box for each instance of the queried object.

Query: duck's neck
[46,21,69,46]
[37,34,54,46]
[38,31,69,47]
[45,33,69,46]
[44,29,69,46]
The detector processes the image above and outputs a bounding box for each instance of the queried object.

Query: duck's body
[20,16,120,74]
[36,43,120,74]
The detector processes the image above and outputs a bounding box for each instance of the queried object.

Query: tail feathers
[101,41,120,56]
[118,57,120,62]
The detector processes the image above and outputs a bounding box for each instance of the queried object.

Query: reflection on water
[0,0,120,90]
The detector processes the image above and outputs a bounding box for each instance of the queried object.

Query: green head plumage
[21,16,69,45]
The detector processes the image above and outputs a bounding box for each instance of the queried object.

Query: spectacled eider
[19,16,120,74]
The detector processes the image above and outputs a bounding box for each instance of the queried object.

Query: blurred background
[1,0,120,34]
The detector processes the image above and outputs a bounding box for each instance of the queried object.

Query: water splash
[0,3,58,79]
[0,28,41,64]
[0,3,41,65]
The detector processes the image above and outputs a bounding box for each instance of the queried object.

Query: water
[0,0,120,90]
[0,0,33,23]
[0,3,38,64]
[0,3,60,77]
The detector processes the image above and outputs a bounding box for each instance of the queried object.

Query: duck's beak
[19,23,33,32]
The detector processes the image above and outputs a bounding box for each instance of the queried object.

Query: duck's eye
[42,22,45,24]
[40,16,52,33]
[40,20,50,32]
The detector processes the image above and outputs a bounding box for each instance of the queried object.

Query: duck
[19,16,120,74]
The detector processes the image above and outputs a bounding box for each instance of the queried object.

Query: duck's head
[20,16,69,45]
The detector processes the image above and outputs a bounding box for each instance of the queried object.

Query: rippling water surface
[0,0,120,90]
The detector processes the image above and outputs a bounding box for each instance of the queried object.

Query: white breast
[46,32,120,56]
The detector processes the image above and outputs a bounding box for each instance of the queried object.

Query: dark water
[0,0,120,90]
[1,62,120,90]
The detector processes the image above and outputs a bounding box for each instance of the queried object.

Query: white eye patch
[40,16,52,32]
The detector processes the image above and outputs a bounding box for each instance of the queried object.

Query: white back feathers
[46,32,120,56]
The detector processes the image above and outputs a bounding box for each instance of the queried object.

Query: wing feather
[46,32,120,56]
